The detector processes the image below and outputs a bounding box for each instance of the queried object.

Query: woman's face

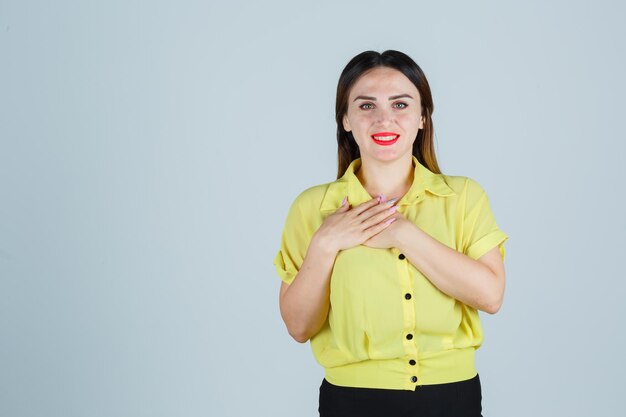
[342,66,423,163]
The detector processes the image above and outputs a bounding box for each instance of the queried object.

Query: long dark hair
[335,50,441,179]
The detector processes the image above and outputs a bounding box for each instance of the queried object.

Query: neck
[355,154,414,201]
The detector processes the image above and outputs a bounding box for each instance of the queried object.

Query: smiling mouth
[371,134,399,146]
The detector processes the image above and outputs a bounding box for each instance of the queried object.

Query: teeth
[373,135,397,141]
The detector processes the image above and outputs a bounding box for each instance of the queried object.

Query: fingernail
[342,196,348,206]
[384,217,397,225]
[388,205,398,213]
[387,197,398,205]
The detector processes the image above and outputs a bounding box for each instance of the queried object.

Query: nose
[374,106,395,125]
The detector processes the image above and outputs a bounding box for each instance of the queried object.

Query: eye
[359,103,374,110]
[394,102,408,109]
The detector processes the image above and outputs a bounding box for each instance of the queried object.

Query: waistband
[324,346,477,391]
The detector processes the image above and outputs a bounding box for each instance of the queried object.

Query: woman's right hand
[313,196,399,253]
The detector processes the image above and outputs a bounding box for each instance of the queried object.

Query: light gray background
[1,0,624,416]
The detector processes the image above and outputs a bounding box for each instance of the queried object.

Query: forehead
[349,67,418,98]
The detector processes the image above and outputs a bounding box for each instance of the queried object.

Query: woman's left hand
[362,211,415,249]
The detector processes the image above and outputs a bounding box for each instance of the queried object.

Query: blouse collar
[320,155,456,212]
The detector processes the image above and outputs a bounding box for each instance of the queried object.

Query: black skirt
[318,373,483,417]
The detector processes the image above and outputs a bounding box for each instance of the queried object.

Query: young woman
[273,49,508,417]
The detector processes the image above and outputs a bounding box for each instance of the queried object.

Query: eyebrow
[353,94,414,102]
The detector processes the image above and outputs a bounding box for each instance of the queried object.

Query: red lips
[372,131,399,136]
[371,132,399,146]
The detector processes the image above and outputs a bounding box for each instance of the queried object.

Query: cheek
[398,112,420,123]
[352,112,375,123]
[347,117,371,135]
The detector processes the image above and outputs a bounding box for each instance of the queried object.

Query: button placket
[395,248,418,389]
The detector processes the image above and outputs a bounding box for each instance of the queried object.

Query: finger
[337,195,350,211]
[361,205,398,230]
[353,197,381,216]
[359,197,399,222]
[363,216,396,237]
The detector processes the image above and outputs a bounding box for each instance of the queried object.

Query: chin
[366,148,410,160]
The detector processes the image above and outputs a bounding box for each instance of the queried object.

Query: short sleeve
[273,196,309,285]
[461,178,509,262]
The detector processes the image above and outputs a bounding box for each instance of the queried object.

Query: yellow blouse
[273,155,509,390]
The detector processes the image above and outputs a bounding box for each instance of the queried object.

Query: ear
[342,114,352,132]
[419,115,424,130]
